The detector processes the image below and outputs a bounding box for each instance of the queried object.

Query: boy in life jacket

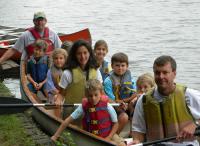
[94,40,112,82]
[46,48,68,104]
[104,52,136,135]
[51,79,126,146]
[27,39,49,99]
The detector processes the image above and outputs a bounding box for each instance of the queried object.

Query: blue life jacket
[110,70,134,99]
[99,60,109,81]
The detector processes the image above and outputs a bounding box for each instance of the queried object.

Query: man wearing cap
[0,11,62,63]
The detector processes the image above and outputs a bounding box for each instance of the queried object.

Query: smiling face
[76,46,90,69]
[137,81,153,93]
[94,44,108,62]
[53,53,66,69]
[154,62,176,95]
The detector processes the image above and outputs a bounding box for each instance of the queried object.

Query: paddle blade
[0,97,30,115]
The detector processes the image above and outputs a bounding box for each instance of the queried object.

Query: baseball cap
[33,11,46,20]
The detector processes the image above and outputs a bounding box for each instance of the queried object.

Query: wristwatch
[195,120,200,126]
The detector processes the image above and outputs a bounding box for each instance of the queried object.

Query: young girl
[27,39,49,99]
[129,73,155,117]
[94,40,112,81]
[46,48,68,103]
[51,79,126,146]
[55,40,102,118]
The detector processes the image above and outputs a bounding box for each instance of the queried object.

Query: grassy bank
[0,115,36,146]
[0,82,36,146]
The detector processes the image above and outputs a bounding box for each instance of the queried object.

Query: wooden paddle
[126,128,200,146]
[0,97,120,115]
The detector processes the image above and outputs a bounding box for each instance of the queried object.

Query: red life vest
[26,27,54,57]
[82,95,112,138]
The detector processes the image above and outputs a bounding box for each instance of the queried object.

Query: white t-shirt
[13,28,62,60]
[132,87,200,146]
[59,69,103,89]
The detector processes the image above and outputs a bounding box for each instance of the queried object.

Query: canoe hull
[18,26,115,146]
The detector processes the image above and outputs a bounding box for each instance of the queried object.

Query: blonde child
[51,79,126,146]
[94,40,112,81]
[27,39,49,98]
[46,48,68,103]
[129,73,155,117]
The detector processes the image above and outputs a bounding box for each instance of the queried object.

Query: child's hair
[136,73,155,89]
[85,79,103,96]
[111,52,129,65]
[61,41,73,53]
[33,39,48,52]
[66,39,99,70]
[94,40,108,52]
[52,48,68,62]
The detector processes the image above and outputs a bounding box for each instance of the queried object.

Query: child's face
[137,81,152,93]
[33,47,44,58]
[76,46,90,69]
[53,54,66,69]
[87,89,101,106]
[111,62,128,76]
[94,45,107,61]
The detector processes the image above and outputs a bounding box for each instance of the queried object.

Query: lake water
[1,0,200,97]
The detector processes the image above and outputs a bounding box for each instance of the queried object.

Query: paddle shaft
[132,129,200,146]
[0,103,120,108]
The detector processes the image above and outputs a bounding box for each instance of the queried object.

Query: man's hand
[177,122,197,141]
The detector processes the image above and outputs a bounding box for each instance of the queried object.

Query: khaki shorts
[111,134,125,145]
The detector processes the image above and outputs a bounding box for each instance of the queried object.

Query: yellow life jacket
[63,67,97,103]
[143,84,194,141]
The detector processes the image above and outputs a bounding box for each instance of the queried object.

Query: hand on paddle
[54,94,64,106]
[177,122,197,141]
[116,100,128,111]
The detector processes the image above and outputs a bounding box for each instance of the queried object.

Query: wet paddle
[126,128,200,146]
[0,97,120,115]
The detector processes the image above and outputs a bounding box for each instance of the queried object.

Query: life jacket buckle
[89,108,96,112]
[92,130,99,135]
[91,120,98,124]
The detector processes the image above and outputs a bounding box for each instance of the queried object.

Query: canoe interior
[20,60,116,146]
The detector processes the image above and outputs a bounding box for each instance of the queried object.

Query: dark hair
[111,52,129,65]
[153,55,177,71]
[65,39,99,70]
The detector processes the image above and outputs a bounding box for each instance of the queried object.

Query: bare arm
[51,116,74,141]
[177,120,199,141]
[0,48,17,64]
[105,122,119,141]
[131,131,145,144]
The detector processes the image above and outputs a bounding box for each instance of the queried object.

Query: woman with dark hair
[54,40,102,117]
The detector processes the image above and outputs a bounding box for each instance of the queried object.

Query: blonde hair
[136,73,155,88]
[85,79,103,96]
[52,48,68,61]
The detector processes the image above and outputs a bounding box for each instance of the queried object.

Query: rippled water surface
[1,0,200,96]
